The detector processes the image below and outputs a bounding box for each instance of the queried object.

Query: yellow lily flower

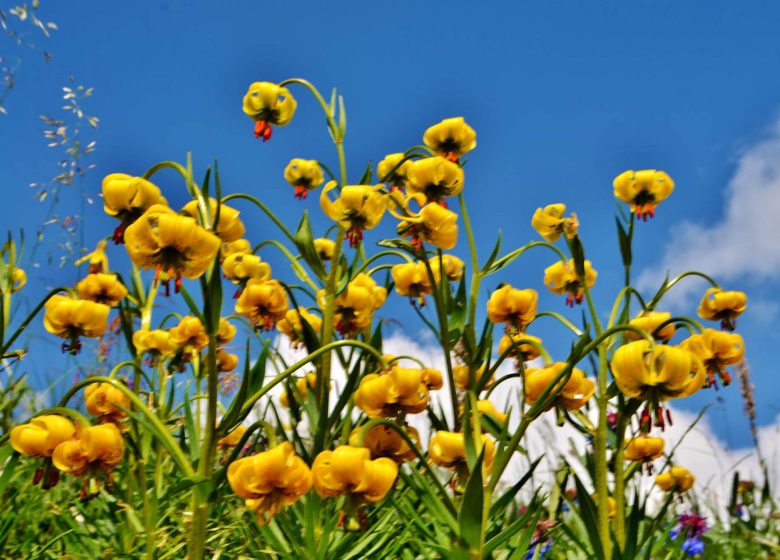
[406,156,464,203]
[430,253,465,282]
[52,423,125,475]
[124,204,221,294]
[354,365,440,417]
[428,431,495,473]
[613,169,674,221]
[221,238,252,260]
[278,372,320,407]
[314,238,336,261]
[75,240,110,274]
[656,466,695,493]
[475,400,507,423]
[497,333,542,362]
[320,181,387,248]
[222,251,272,289]
[133,329,177,363]
[227,442,312,524]
[76,273,128,307]
[10,415,76,457]
[543,259,597,307]
[235,278,289,331]
[610,341,706,402]
[397,201,458,251]
[284,158,324,199]
[391,261,433,305]
[531,203,578,242]
[84,383,131,424]
[486,284,538,330]
[217,426,247,450]
[349,424,419,464]
[102,173,167,243]
[44,295,110,354]
[697,287,747,331]
[679,329,744,388]
[423,117,477,161]
[277,307,322,348]
[524,362,595,411]
[217,317,237,345]
[182,198,245,243]
[377,153,412,190]
[318,273,386,336]
[453,364,492,390]
[242,82,297,142]
[216,348,239,372]
[627,311,676,342]
[421,367,444,390]
[169,316,209,359]
[624,436,665,463]
[9,267,26,293]
[313,446,398,503]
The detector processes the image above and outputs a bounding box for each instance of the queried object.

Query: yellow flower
[242,82,297,142]
[679,329,744,388]
[349,424,419,463]
[218,426,248,450]
[124,204,221,294]
[406,157,464,202]
[227,442,312,524]
[421,367,444,390]
[428,431,495,472]
[531,204,579,242]
[217,317,237,345]
[524,362,595,411]
[216,348,239,372]
[11,268,27,292]
[423,117,477,161]
[169,316,209,359]
[133,329,177,361]
[543,259,597,307]
[221,238,252,260]
[354,365,440,417]
[624,436,665,463]
[44,295,110,354]
[222,252,271,287]
[497,333,542,362]
[277,307,322,348]
[391,261,433,305]
[613,170,674,220]
[656,466,694,493]
[697,288,747,331]
[453,364,492,390]
[284,158,324,199]
[279,373,318,407]
[486,285,538,330]
[475,400,507,423]
[610,341,706,402]
[312,445,398,503]
[76,273,128,307]
[75,240,110,274]
[320,182,387,248]
[102,173,167,243]
[314,238,336,261]
[182,198,245,243]
[85,383,131,424]
[430,254,465,282]
[52,423,125,475]
[10,415,76,457]
[377,153,412,189]
[627,311,676,342]
[235,279,289,331]
[318,273,386,336]
[397,201,458,251]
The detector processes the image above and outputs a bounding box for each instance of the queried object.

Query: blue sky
[2,0,780,448]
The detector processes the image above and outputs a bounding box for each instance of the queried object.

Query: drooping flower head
[498,333,543,362]
[216,348,239,372]
[377,153,412,190]
[279,372,319,408]
[313,238,336,262]
[524,363,595,411]
[680,329,744,388]
[428,431,495,473]
[396,200,458,251]
[181,198,245,243]
[124,204,221,295]
[313,445,398,504]
[10,415,76,458]
[543,259,597,307]
[276,307,322,348]
[169,316,209,360]
[284,158,324,200]
[391,261,434,306]
[44,295,110,354]
[235,279,289,331]
[487,285,538,331]
[423,117,477,162]
[52,423,125,476]
[222,251,272,294]
[227,442,312,524]
[318,273,386,336]
[133,328,177,364]
[624,435,665,463]
[242,82,297,142]
[84,383,131,424]
[613,169,674,221]
[75,240,110,274]
[656,466,695,493]
[453,364,492,391]
[349,424,419,464]
[217,426,248,450]
[430,253,465,283]
[406,156,464,204]
[475,399,507,424]
[697,288,747,331]
[627,311,676,342]
[320,181,387,248]
[76,273,128,307]
[102,173,168,243]
[531,204,579,242]
[354,365,441,417]
[217,317,237,345]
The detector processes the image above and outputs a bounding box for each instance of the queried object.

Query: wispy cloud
[637,117,780,309]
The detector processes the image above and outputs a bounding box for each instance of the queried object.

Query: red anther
[294,185,308,199]
[345,226,364,248]
[575,293,584,305]
[174,271,182,294]
[438,198,448,209]
[411,236,423,252]
[233,287,242,299]
[164,280,170,297]
[254,120,270,140]
[444,151,459,163]
[722,371,732,386]
[666,408,673,426]
[33,467,43,486]
[640,406,652,432]
[79,478,88,500]
[565,293,575,308]
[389,185,401,192]
[262,124,272,142]
[721,319,735,331]
[656,406,666,431]
[112,223,127,245]
[648,205,655,218]
[153,266,162,287]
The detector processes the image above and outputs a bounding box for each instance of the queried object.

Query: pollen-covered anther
[294,185,309,199]
[344,226,364,248]
[112,223,127,245]
[254,120,272,141]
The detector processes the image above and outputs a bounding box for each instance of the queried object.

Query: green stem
[593,346,611,558]
[613,406,628,548]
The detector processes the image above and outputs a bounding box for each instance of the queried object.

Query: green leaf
[458,448,485,552]
[615,217,632,269]
[571,235,586,282]
[480,231,502,273]
[293,211,326,278]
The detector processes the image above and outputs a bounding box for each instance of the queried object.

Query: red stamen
[565,293,575,308]
[438,198,448,209]
[33,468,43,486]
[444,151,459,163]
[344,226,364,248]
[112,223,127,245]
[174,271,182,294]
[233,287,242,299]
[80,478,88,500]
[294,185,308,199]
[254,120,272,141]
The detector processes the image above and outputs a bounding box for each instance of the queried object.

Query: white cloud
[637,117,780,308]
